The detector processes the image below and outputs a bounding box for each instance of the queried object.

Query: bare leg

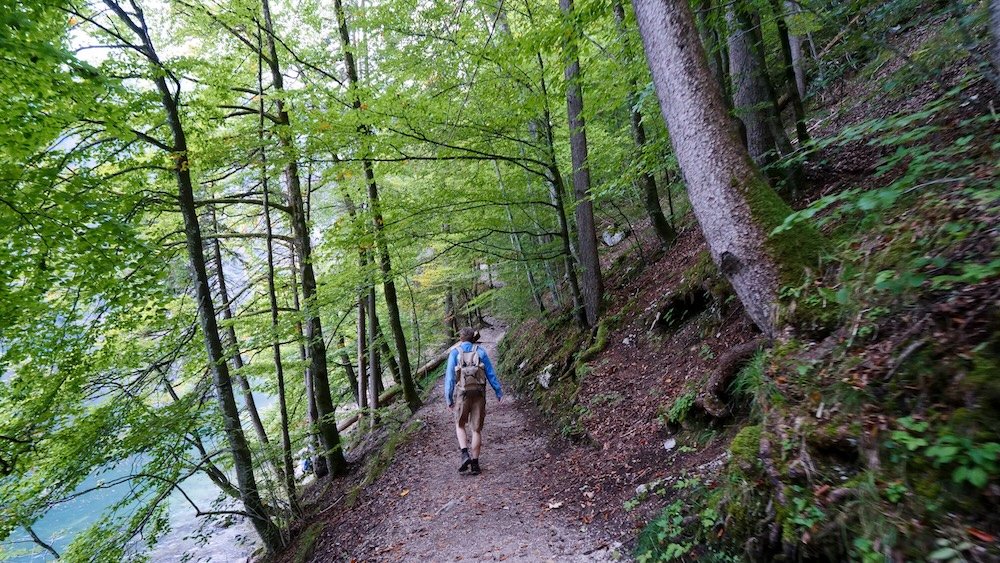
[455,422,468,450]
[470,430,482,458]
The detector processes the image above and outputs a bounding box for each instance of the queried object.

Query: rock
[663,438,676,451]
[538,364,554,389]
[622,337,632,346]
[601,230,626,247]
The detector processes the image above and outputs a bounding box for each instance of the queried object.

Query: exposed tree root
[694,337,769,417]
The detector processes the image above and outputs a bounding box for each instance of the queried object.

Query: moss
[728,424,763,475]
[294,522,326,563]
[577,316,611,363]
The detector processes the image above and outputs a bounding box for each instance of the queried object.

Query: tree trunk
[357,296,369,418]
[785,0,807,100]
[366,285,381,418]
[632,0,820,337]
[726,3,778,166]
[374,313,402,385]
[290,249,327,478]
[261,0,347,476]
[612,0,677,249]
[494,161,546,311]
[770,0,810,146]
[258,128,300,515]
[339,335,360,407]
[332,0,421,413]
[696,0,727,100]
[991,0,1000,90]
[560,0,604,328]
[444,285,460,340]
[209,209,271,450]
[146,47,284,557]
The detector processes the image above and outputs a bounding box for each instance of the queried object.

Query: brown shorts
[454,391,487,432]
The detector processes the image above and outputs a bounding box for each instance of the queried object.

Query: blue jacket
[444,342,502,406]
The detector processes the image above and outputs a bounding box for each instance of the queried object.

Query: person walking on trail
[445,327,503,476]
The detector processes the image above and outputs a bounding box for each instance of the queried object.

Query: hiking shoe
[469,459,481,476]
[458,450,472,473]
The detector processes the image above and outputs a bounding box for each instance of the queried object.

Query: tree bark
[332,0,421,413]
[366,285,381,418]
[374,313,402,385]
[726,3,778,166]
[339,335,360,407]
[133,12,284,549]
[785,1,807,100]
[696,0,728,101]
[357,296,369,418]
[769,0,810,146]
[612,0,677,249]
[991,0,1000,90]
[560,0,604,328]
[632,0,815,337]
[261,0,347,476]
[209,209,271,450]
[289,249,327,478]
[260,0,348,476]
[258,125,300,515]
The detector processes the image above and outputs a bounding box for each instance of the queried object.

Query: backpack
[454,344,487,396]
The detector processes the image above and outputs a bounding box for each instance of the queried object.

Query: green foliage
[889,417,1000,488]
[664,391,697,425]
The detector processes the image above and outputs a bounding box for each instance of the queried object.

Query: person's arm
[444,349,457,407]
[479,348,503,400]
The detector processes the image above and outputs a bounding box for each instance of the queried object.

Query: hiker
[445,327,503,476]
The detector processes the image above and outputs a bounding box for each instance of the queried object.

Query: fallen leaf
[400,489,410,497]
[968,527,995,543]
[547,500,564,510]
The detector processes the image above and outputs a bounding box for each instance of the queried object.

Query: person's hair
[459,327,476,342]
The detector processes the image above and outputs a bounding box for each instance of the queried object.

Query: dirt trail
[311,322,616,562]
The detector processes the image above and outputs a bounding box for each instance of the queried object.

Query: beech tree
[632,0,821,336]
[560,0,605,327]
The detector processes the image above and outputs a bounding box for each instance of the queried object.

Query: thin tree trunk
[785,0,807,100]
[633,0,820,337]
[494,161,545,311]
[357,296,369,418]
[289,249,327,478]
[333,0,421,413]
[261,0,347,476]
[135,20,284,552]
[769,0,810,146]
[339,335,360,406]
[991,0,1000,90]
[374,313,402,385]
[25,526,59,559]
[444,285,460,340]
[258,110,300,515]
[560,0,604,328]
[366,285,381,419]
[612,0,677,249]
[696,0,727,98]
[209,209,271,449]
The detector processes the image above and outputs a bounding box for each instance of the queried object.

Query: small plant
[887,416,1000,488]
[665,391,696,425]
[884,481,908,503]
[698,344,716,361]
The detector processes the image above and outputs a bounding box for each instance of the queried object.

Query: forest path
[311,321,616,562]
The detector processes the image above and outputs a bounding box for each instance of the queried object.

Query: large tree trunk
[560,0,604,328]
[333,0,421,413]
[261,0,348,476]
[770,0,810,146]
[209,210,271,450]
[632,0,820,337]
[612,0,677,249]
